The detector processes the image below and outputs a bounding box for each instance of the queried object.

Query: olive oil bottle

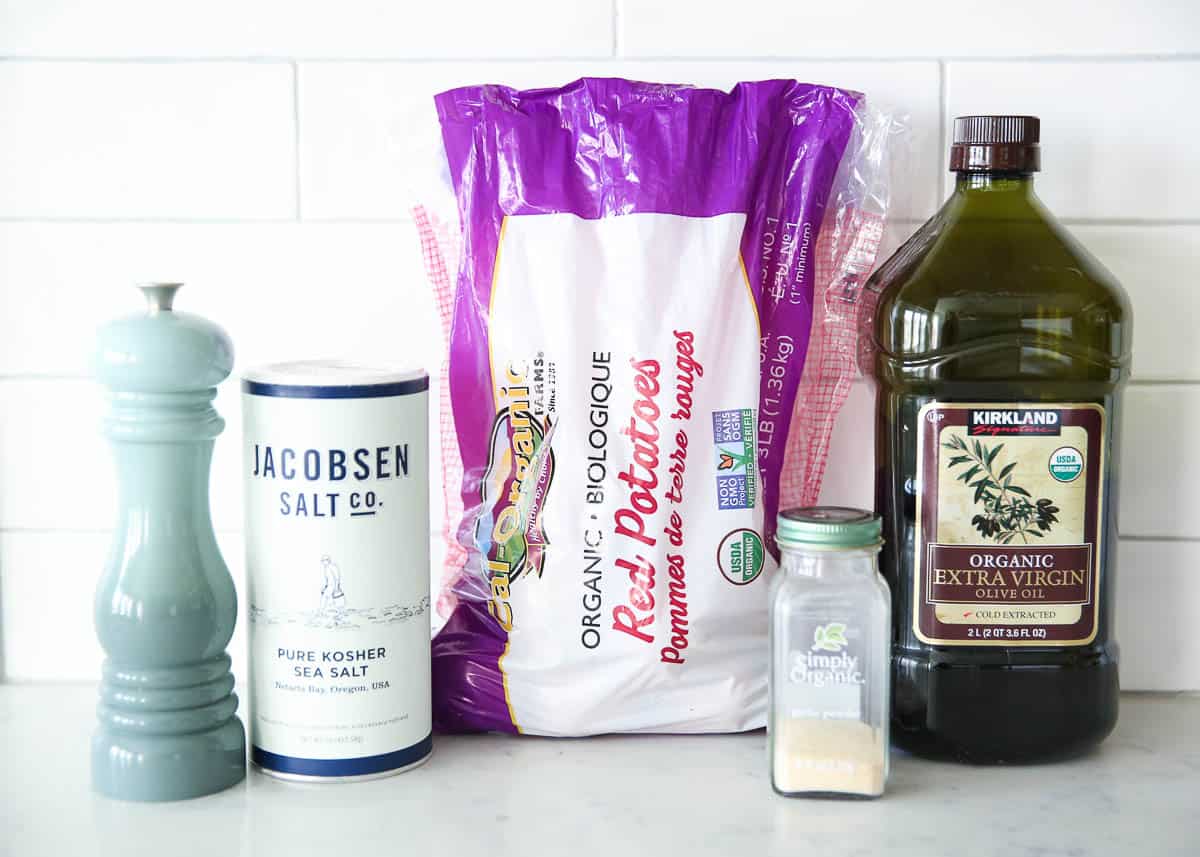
[864,116,1132,762]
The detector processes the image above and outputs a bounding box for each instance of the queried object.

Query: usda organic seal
[718,528,766,585]
[1049,446,1084,483]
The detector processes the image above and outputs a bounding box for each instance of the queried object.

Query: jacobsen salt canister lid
[242,360,428,397]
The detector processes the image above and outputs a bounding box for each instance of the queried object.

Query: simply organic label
[913,403,1106,646]
[782,621,866,721]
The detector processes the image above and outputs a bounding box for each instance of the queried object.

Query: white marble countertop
[2,686,1197,857]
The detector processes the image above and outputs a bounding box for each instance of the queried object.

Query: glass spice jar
[769,507,891,798]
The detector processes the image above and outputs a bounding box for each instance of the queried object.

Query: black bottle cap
[950,115,1040,173]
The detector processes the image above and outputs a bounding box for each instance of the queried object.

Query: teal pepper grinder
[92,283,246,801]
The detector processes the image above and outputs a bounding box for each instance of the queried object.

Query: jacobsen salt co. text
[250,444,410,518]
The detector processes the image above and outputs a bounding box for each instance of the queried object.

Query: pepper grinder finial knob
[138,282,184,313]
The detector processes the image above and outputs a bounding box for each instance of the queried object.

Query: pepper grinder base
[92,717,246,802]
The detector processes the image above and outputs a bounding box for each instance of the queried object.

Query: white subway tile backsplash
[945,61,1200,220]
[0,0,614,59]
[817,380,874,510]
[0,532,103,680]
[1071,226,1200,381]
[1119,386,1200,539]
[0,380,232,532]
[0,63,295,219]
[0,531,247,682]
[298,60,941,221]
[619,1,1200,59]
[0,231,444,536]
[3,223,1185,384]
[298,61,587,221]
[1,376,1189,539]
[0,376,446,537]
[1115,540,1200,692]
[0,0,1197,690]
[0,222,439,376]
[4,529,1186,689]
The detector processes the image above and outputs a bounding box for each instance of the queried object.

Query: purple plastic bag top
[432,78,861,735]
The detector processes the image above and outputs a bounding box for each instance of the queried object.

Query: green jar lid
[776,507,882,551]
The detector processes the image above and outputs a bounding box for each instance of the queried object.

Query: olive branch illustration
[942,434,1059,545]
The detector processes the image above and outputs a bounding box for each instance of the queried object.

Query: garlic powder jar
[769,508,891,798]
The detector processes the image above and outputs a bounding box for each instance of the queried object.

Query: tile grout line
[843,378,1200,389]
[937,59,948,204]
[1,216,1198,226]
[1121,535,1200,545]
[620,53,1200,64]
[0,527,244,535]
[1,527,1195,543]
[1061,219,1200,228]
[291,60,303,221]
[0,217,309,224]
[611,0,622,58]
[5,376,1200,387]
[0,54,1198,64]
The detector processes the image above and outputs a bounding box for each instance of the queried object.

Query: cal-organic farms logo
[711,408,757,511]
[942,433,1060,544]
[479,367,555,631]
[811,622,848,653]
[717,528,765,585]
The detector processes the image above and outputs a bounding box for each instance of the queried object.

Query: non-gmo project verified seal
[712,408,757,510]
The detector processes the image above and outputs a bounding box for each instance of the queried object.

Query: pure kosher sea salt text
[277,647,387,679]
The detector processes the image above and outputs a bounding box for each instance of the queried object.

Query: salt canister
[242,361,432,780]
